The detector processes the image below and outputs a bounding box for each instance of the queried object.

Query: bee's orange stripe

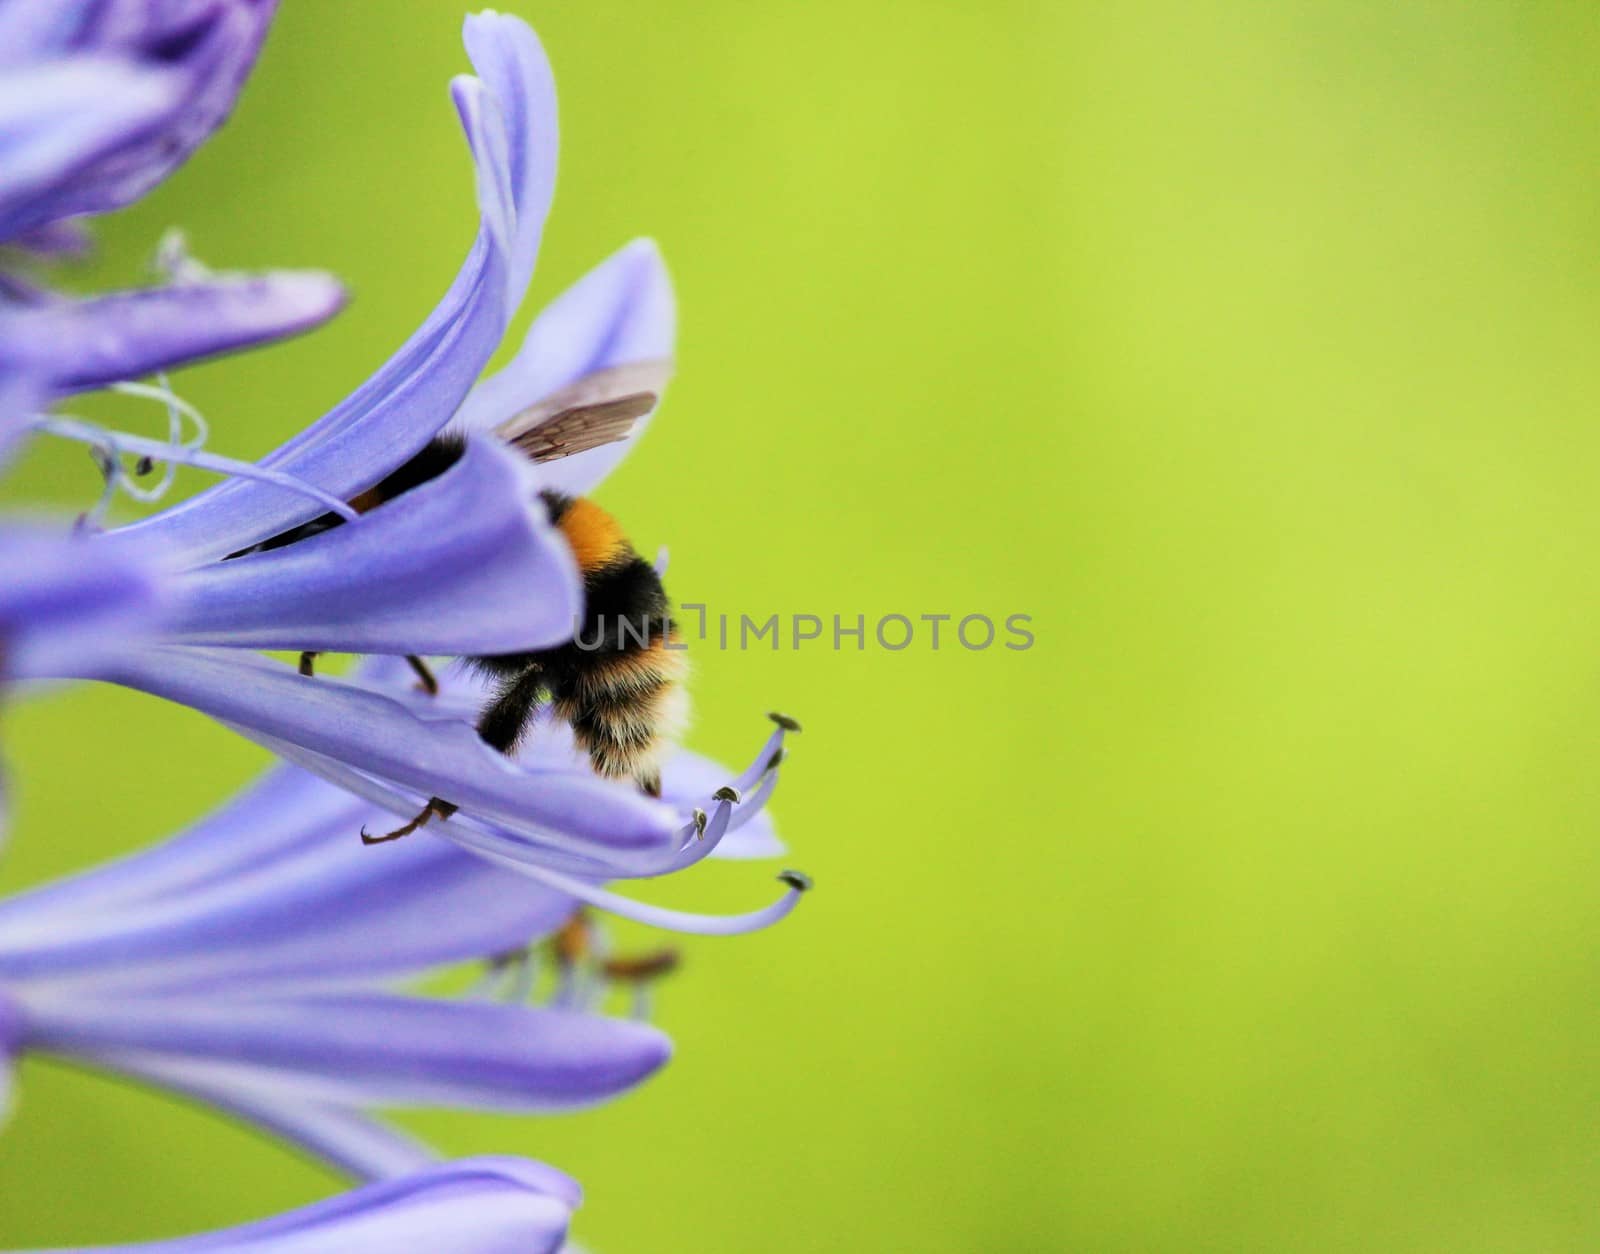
[557,497,630,573]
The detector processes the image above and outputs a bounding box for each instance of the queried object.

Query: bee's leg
[406,654,440,696]
[476,666,545,754]
[361,658,537,847]
[360,796,457,845]
[638,772,662,799]
[298,651,319,677]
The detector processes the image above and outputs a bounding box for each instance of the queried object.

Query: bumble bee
[241,360,684,842]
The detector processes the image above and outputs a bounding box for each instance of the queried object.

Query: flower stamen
[542,911,685,1017]
[34,413,360,524]
[153,228,213,284]
[603,946,681,1020]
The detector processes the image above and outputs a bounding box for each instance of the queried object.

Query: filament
[238,726,808,936]
[34,414,359,523]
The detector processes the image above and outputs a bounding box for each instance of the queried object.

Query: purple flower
[16,14,811,925]
[10,1157,577,1253]
[0,0,344,391]
[0,8,810,1246]
[0,749,770,1178]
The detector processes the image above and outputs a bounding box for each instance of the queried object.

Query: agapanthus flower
[0,0,345,392]
[0,737,789,1176]
[19,13,809,924]
[11,1157,578,1253]
[0,4,808,1248]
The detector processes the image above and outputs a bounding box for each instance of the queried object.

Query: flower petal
[117,1066,440,1181]
[4,272,346,394]
[3,1,280,226]
[0,990,21,1125]
[0,764,354,936]
[289,734,808,935]
[165,438,580,655]
[456,239,676,496]
[5,218,90,258]
[495,720,786,863]
[353,657,786,860]
[109,16,558,566]
[0,369,39,469]
[62,1157,573,1253]
[460,697,785,861]
[94,647,681,858]
[460,12,559,303]
[23,992,671,1112]
[0,523,166,682]
[0,60,180,242]
[0,774,573,992]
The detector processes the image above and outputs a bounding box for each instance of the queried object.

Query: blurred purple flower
[10,1157,577,1253]
[0,0,344,392]
[0,753,727,1178]
[0,0,281,231]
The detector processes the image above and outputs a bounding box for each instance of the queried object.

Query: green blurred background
[4,1,1600,1249]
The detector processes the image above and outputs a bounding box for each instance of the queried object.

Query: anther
[602,947,681,982]
[767,712,802,733]
[766,746,786,772]
[712,785,742,804]
[553,911,591,965]
[777,869,813,892]
[692,808,707,840]
[133,455,155,476]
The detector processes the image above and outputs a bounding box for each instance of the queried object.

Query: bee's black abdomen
[228,435,467,559]
[351,434,465,509]
[233,438,690,789]
[471,495,687,781]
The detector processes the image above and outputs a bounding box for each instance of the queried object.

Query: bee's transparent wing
[492,359,673,463]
